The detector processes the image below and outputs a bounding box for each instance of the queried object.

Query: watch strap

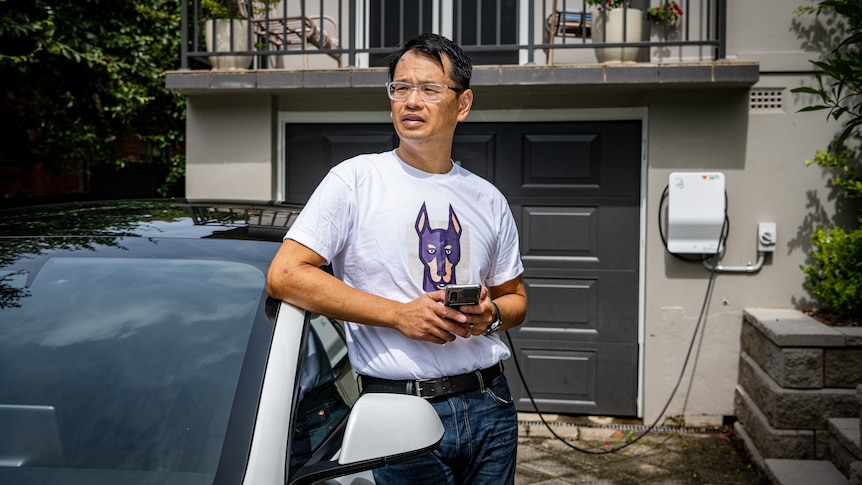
[482,301,503,336]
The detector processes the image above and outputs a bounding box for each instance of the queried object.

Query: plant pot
[205,19,252,70]
[592,8,643,64]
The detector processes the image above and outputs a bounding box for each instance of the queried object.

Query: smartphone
[445,284,481,308]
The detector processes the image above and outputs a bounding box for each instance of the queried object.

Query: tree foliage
[0,0,185,195]
[794,0,862,319]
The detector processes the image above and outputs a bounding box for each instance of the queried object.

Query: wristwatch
[482,301,503,336]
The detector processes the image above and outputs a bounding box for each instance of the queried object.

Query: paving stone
[764,459,846,485]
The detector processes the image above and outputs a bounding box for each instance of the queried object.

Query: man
[266,32,527,484]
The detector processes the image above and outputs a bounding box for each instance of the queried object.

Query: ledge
[744,308,847,348]
[165,61,759,95]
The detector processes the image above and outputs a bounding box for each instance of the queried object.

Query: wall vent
[749,88,785,113]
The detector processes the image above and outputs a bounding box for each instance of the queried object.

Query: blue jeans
[372,373,518,485]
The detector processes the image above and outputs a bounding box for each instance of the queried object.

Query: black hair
[387,33,473,90]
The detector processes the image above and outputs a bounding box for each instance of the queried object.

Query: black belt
[359,362,504,399]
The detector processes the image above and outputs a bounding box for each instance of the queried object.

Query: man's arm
[265,239,471,344]
[456,275,527,336]
[488,275,527,333]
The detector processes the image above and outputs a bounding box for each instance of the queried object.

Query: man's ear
[457,89,473,121]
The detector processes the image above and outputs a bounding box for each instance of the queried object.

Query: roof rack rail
[177,201,304,232]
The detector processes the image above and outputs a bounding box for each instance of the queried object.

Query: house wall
[186,95,275,200]
[637,1,847,425]
[180,0,849,426]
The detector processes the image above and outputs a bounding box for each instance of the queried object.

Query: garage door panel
[325,134,397,165]
[485,121,640,197]
[522,133,599,185]
[505,342,638,415]
[518,273,638,342]
[285,124,395,203]
[452,133,495,180]
[521,206,598,262]
[519,205,640,269]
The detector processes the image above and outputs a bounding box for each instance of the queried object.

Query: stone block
[859,385,862,437]
[742,321,824,389]
[840,327,862,347]
[851,461,862,485]
[734,386,816,459]
[739,353,857,429]
[817,429,834,459]
[825,348,862,388]
[744,308,845,347]
[829,429,859,477]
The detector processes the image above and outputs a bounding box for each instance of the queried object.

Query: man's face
[390,50,472,148]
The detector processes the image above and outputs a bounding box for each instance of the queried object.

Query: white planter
[205,19,252,70]
[592,8,643,64]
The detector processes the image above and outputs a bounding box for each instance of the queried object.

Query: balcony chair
[238,0,342,68]
[544,1,591,64]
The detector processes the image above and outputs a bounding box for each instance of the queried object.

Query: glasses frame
[385,82,465,102]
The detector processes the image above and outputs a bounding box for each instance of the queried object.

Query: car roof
[0,199,303,242]
[0,199,306,484]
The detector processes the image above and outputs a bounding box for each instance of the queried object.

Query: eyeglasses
[385,82,464,102]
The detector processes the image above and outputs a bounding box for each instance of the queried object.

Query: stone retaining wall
[736,308,862,460]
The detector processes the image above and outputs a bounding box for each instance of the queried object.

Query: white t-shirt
[286,150,524,380]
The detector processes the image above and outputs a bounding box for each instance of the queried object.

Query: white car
[0,200,443,485]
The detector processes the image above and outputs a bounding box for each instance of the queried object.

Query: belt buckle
[415,377,449,398]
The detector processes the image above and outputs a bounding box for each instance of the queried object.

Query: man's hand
[391,287,499,343]
[391,290,480,344]
[443,286,496,337]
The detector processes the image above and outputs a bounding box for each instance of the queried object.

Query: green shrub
[795,1,862,320]
[801,226,862,318]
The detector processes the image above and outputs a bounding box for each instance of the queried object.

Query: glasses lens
[388,82,410,100]
[387,82,446,102]
[419,84,444,101]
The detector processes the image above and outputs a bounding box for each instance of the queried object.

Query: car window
[289,314,359,470]
[0,256,266,484]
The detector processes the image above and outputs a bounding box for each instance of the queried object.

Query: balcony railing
[180,0,726,70]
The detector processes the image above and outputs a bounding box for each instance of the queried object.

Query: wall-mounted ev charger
[666,172,726,254]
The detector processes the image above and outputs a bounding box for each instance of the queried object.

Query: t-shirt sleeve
[486,199,524,287]
[285,169,354,264]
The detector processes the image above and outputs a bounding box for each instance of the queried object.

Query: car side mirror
[288,393,444,485]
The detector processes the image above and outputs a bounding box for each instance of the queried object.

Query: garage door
[284,120,641,416]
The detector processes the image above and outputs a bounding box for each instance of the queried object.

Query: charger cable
[506,198,727,454]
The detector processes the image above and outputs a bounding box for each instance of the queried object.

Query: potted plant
[585,0,643,63]
[646,1,683,26]
[201,0,253,70]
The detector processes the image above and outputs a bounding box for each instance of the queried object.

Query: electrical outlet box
[667,172,726,254]
[757,222,777,252]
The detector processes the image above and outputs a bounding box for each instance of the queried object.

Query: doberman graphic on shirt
[415,202,463,292]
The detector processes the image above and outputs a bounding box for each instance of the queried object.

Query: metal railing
[180,0,726,70]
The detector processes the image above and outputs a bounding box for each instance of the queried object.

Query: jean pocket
[484,374,515,406]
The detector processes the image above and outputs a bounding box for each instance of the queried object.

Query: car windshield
[0,253,267,484]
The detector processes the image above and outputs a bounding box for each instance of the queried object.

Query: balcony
[181,0,726,70]
[168,0,759,93]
